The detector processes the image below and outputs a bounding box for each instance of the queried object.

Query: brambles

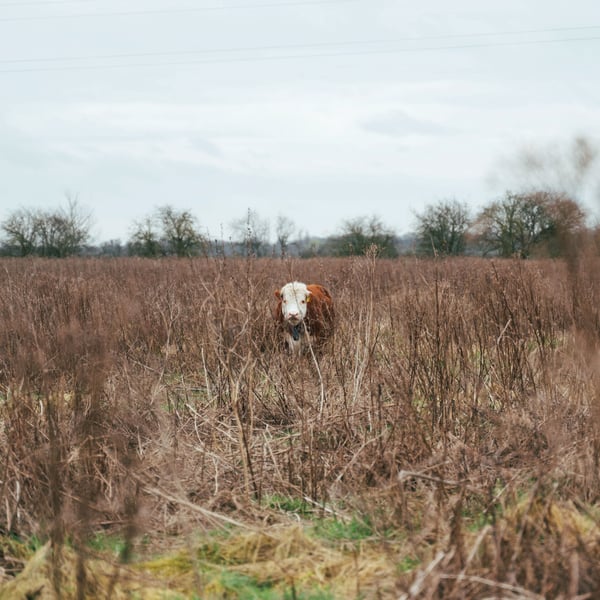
[1,256,600,598]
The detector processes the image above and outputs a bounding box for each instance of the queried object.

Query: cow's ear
[275,289,281,299]
[306,292,312,303]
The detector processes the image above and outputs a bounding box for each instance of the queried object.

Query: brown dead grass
[1,254,600,598]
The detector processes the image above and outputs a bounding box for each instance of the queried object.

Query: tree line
[2,137,597,259]
[0,190,594,260]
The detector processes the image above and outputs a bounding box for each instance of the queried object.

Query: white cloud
[362,109,451,137]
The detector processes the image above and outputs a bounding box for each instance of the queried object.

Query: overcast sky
[1,0,600,244]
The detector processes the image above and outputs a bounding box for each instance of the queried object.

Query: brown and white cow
[274,281,334,353]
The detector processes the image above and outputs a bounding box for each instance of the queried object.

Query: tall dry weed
[1,254,600,597]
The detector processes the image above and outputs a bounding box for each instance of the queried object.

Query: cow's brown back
[305,284,335,345]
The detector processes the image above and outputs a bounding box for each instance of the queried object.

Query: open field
[1,255,600,598]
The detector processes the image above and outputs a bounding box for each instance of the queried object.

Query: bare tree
[128,217,162,257]
[1,195,92,257]
[230,209,270,257]
[157,205,205,257]
[415,199,471,256]
[473,190,585,258]
[128,205,206,257]
[36,196,93,257]
[1,208,39,256]
[275,215,296,258]
[327,215,397,258]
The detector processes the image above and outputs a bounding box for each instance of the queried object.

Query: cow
[274,281,335,353]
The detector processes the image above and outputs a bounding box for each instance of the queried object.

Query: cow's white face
[278,281,311,325]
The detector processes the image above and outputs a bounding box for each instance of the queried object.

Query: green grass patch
[264,494,314,517]
[397,555,420,573]
[204,570,276,599]
[311,516,374,542]
[87,532,129,558]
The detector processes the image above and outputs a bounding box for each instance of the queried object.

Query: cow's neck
[289,322,305,341]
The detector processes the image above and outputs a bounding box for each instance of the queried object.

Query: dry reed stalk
[0,255,600,597]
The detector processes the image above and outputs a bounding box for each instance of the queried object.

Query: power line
[1,34,598,74]
[0,0,358,21]
[0,0,97,5]
[1,24,599,65]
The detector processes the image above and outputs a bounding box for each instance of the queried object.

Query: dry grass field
[1,254,600,598]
